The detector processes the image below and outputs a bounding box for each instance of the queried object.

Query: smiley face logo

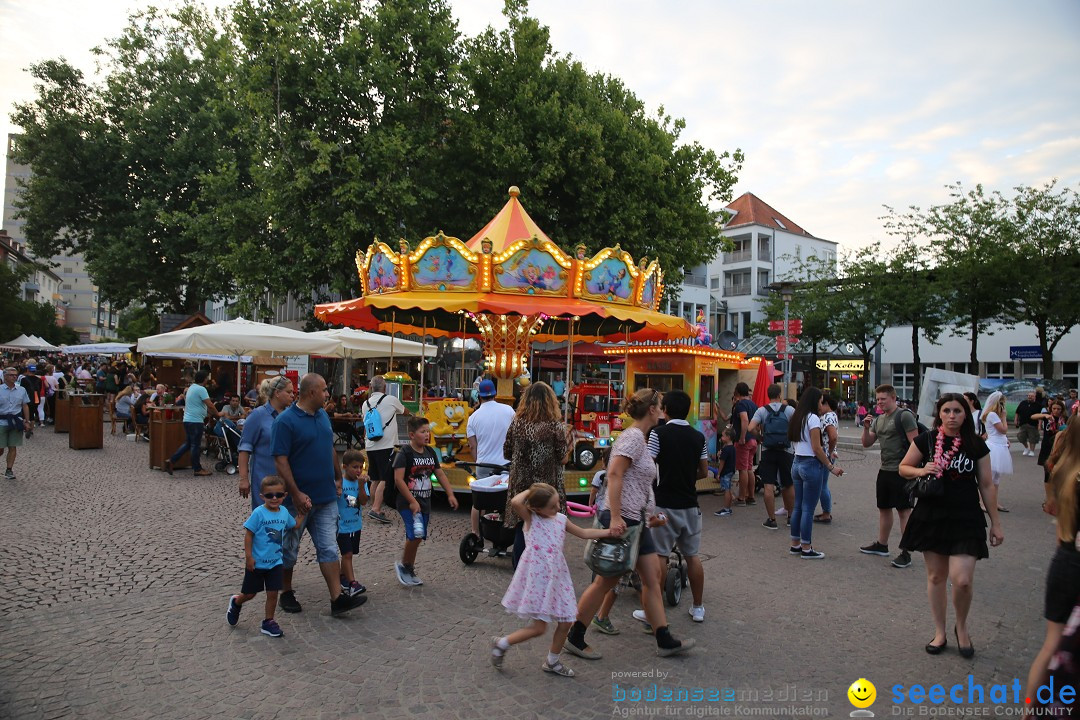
[847,678,876,709]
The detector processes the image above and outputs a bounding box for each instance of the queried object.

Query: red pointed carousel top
[464,185,555,254]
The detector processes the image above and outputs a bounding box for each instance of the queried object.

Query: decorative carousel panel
[360,242,403,295]
[409,234,479,292]
[637,260,663,310]
[577,246,640,305]
[492,238,572,296]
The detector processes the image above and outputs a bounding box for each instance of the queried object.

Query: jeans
[819,474,832,514]
[790,456,827,545]
[282,501,341,567]
[170,421,204,471]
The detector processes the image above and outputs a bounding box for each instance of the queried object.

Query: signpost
[768,319,803,335]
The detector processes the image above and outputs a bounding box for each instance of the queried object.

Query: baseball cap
[477,379,497,398]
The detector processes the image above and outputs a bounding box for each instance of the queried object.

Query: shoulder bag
[583,510,646,577]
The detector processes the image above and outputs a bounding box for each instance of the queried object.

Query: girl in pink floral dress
[491,484,613,677]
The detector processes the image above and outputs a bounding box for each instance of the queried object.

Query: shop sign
[816,359,865,372]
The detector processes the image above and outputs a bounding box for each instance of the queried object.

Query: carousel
[315,186,696,492]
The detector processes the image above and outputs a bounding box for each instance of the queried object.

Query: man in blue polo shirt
[272,373,365,617]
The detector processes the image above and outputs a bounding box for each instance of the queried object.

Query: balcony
[683,273,707,287]
[757,285,772,296]
[723,250,752,264]
[725,284,751,297]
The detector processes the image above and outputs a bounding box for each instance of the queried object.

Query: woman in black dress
[899,393,1004,658]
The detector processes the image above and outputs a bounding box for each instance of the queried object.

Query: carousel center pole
[418,316,428,412]
[563,317,574,423]
[389,311,396,373]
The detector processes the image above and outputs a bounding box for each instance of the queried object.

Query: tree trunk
[861,350,872,403]
[969,313,979,370]
[911,323,922,410]
[811,340,819,390]
[1035,317,1054,380]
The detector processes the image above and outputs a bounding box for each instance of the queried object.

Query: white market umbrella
[310,327,434,397]
[137,318,342,394]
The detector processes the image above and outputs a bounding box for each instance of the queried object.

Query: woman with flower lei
[899,393,1004,658]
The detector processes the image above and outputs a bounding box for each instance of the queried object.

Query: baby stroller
[208,418,242,475]
[457,461,517,564]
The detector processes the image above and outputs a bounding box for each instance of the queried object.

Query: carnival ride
[315,186,697,494]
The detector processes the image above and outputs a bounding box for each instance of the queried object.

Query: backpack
[761,405,791,449]
[363,394,392,441]
[894,408,929,450]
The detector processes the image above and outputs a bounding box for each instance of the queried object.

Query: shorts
[399,506,430,541]
[0,425,24,448]
[716,472,733,493]
[650,507,702,557]
[337,530,361,556]
[758,448,793,488]
[1045,545,1080,623]
[241,565,284,594]
[1017,425,1040,446]
[367,448,394,484]
[281,501,341,568]
[876,469,912,510]
[598,509,657,557]
[735,439,757,471]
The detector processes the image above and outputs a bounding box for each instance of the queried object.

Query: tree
[116,304,160,342]
[999,181,1080,379]
[830,245,891,403]
[0,262,79,345]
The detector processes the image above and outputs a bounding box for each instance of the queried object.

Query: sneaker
[860,541,890,556]
[260,618,283,637]
[891,550,912,568]
[714,507,732,517]
[348,581,367,596]
[591,615,620,635]
[194,468,212,476]
[164,459,173,475]
[330,592,367,616]
[279,590,302,613]
[562,639,602,659]
[801,548,826,559]
[733,499,746,507]
[403,564,423,586]
[339,575,350,594]
[395,562,412,586]
[762,518,778,530]
[689,605,705,623]
[490,637,505,669]
[226,595,241,626]
[632,609,653,633]
[368,510,391,524]
[744,498,756,506]
[541,660,576,677]
[656,637,696,657]
[789,545,803,555]
[774,507,787,516]
[4,468,14,479]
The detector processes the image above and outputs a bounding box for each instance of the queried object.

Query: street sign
[768,319,803,334]
[1009,346,1042,360]
[775,336,787,352]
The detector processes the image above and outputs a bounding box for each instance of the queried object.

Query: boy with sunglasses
[226,475,296,637]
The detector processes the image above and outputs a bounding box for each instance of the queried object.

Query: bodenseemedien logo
[848,678,876,717]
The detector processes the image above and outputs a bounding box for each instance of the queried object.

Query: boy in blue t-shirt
[337,449,369,597]
[713,429,737,517]
[226,475,296,637]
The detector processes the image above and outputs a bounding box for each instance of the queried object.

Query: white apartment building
[4,135,116,340]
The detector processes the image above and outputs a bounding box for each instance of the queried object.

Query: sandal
[997,507,1009,513]
[542,660,575,677]
[813,514,832,524]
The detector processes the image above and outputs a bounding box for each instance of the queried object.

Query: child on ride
[491,484,616,677]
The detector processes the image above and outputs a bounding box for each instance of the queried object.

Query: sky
[2,0,1078,252]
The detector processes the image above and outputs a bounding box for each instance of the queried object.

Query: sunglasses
[262,492,287,499]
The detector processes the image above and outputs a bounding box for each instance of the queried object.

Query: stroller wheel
[459,533,481,565]
[226,464,238,475]
[214,460,227,472]
[664,565,683,606]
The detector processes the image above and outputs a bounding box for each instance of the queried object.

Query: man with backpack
[860,384,920,569]
[365,375,409,524]
[747,384,795,530]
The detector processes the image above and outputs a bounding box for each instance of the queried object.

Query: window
[1063,362,1078,389]
[758,235,771,261]
[757,269,771,295]
[1021,361,1043,378]
[984,362,1013,380]
[728,313,741,335]
[773,218,787,229]
[63,267,72,274]
[710,276,721,290]
[723,238,752,263]
[741,312,752,334]
[683,264,707,287]
[62,283,72,290]
[891,364,914,399]
[952,362,974,375]
[724,270,751,296]
[92,294,98,305]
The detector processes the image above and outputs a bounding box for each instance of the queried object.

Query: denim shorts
[281,501,341,567]
[399,507,430,541]
[716,472,733,492]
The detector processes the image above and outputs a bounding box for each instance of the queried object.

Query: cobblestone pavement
[0,424,1059,719]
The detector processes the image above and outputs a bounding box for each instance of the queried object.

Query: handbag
[904,473,944,504]
[584,510,645,577]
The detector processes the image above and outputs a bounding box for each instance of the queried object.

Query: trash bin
[149,406,190,471]
[69,393,104,450]
[54,389,72,433]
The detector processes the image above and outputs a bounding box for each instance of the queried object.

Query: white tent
[61,342,133,355]
[310,327,434,396]
[0,334,40,351]
[29,335,60,351]
[136,318,342,394]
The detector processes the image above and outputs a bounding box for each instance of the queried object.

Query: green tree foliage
[10,0,742,318]
[999,181,1080,377]
[828,245,890,403]
[0,263,78,345]
[116,304,160,342]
